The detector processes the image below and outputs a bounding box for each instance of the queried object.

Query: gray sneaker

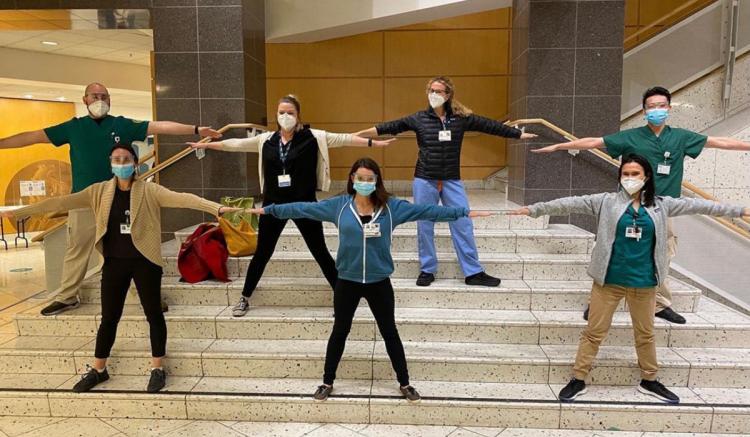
[313,384,333,401]
[400,385,421,402]
[232,296,250,317]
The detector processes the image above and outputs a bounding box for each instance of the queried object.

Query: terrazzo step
[174,224,593,255]
[1,336,749,387]
[0,376,747,433]
[77,277,703,313]
[161,252,593,281]
[14,302,750,348]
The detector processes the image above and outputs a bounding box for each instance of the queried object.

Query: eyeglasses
[86,93,110,101]
[645,102,669,110]
[353,174,377,183]
[110,157,134,165]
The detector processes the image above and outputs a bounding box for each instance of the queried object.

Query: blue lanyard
[279,137,291,169]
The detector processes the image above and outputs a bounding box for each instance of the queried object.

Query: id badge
[657,164,671,175]
[120,223,132,234]
[364,222,381,238]
[625,226,641,240]
[278,174,291,187]
[438,130,452,142]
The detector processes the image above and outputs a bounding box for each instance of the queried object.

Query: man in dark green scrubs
[531,86,750,324]
[0,82,221,316]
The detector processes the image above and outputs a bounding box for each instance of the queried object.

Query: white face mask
[88,100,110,119]
[277,113,297,131]
[428,93,446,109]
[621,177,645,195]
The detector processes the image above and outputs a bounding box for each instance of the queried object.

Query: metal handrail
[507,118,750,239]
[624,0,718,51]
[140,123,271,180]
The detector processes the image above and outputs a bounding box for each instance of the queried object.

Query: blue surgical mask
[353,181,376,196]
[644,108,669,126]
[112,164,135,179]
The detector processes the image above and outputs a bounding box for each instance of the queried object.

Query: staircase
[0,190,749,433]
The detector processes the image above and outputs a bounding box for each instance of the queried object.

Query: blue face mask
[112,164,135,179]
[644,108,669,126]
[353,181,376,196]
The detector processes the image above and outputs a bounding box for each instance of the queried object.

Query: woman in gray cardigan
[511,154,748,405]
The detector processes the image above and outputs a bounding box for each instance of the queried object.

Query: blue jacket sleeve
[389,198,468,226]
[265,196,342,223]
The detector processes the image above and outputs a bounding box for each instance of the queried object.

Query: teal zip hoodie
[265,194,468,283]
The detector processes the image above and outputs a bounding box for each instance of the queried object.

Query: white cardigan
[219,129,353,193]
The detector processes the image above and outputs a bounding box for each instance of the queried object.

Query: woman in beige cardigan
[2,143,238,393]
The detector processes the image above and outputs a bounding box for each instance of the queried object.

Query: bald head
[84,82,108,96]
[83,82,111,119]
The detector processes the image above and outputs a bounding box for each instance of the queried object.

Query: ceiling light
[56,96,66,101]
[41,41,59,46]
[23,94,33,99]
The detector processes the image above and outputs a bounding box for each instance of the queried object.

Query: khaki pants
[52,208,103,304]
[655,218,677,312]
[573,283,658,382]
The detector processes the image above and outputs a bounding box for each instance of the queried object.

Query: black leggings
[324,278,409,386]
[242,214,337,297]
[95,257,166,359]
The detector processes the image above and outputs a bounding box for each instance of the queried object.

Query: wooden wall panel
[384,30,509,77]
[395,9,510,30]
[266,33,383,78]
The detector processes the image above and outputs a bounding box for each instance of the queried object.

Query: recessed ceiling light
[23,94,33,99]
[56,96,66,101]
[41,41,58,46]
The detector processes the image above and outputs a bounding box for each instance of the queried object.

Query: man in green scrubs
[0,83,221,316]
[531,86,750,324]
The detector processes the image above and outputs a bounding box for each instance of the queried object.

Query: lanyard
[279,137,291,172]
[349,202,383,228]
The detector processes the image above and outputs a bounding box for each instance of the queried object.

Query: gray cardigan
[527,190,744,286]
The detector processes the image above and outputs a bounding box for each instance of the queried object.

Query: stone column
[508,0,625,230]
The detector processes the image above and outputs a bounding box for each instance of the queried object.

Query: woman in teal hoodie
[246,157,490,402]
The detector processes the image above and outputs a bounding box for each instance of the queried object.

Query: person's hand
[530,144,560,154]
[188,141,212,150]
[242,207,266,215]
[372,138,397,147]
[0,210,15,220]
[198,126,222,139]
[520,132,538,140]
[742,207,749,218]
[509,207,530,216]
[468,210,492,218]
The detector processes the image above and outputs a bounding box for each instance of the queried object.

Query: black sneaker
[655,307,686,324]
[313,384,332,401]
[583,305,589,321]
[232,296,250,317]
[41,300,80,316]
[400,385,421,402]
[465,271,501,287]
[147,368,166,393]
[416,272,435,287]
[558,378,587,402]
[638,379,680,404]
[72,366,109,393]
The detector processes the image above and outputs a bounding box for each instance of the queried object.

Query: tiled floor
[0,417,743,437]
[0,243,47,314]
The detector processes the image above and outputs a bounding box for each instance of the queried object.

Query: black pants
[242,214,337,297]
[95,257,166,359]
[324,278,409,386]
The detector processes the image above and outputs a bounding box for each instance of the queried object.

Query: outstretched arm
[390,199,489,226]
[188,135,264,153]
[324,132,396,148]
[2,190,91,220]
[511,193,608,218]
[148,121,221,139]
[151,184,226,217]
[464,115,537,140]
[531,137,605,154]
[705,136,750,151]
[0,130,51,150]
[250,197,342,224]
[661,197,748,218]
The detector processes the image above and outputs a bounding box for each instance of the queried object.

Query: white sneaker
[232,297,250,317]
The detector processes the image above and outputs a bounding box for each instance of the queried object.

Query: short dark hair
[642,86,671,108]
[619,154,656,207]
[110,143,139,164]
[346,157,390,209]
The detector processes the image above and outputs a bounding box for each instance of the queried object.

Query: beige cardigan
[220,129,353,193]
[14,178,223,267]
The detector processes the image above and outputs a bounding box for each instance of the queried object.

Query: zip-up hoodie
[527,190,744,286]
[265,195,468,283]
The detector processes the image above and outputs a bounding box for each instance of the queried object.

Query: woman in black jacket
[355,76,536,288]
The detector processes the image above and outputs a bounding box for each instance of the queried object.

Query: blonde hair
[277,94,304,132]
[426,76,473,117]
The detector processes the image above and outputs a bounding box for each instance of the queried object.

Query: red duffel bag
[177,223,230,283]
